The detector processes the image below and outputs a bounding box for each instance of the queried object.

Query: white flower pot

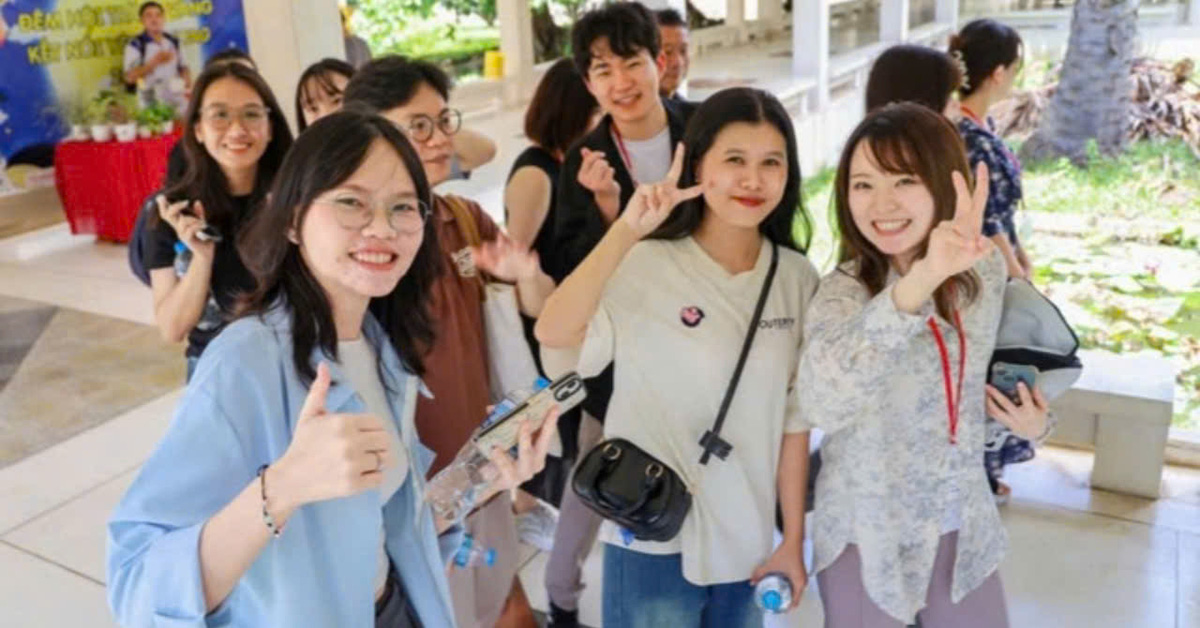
[114,123,138,142]
[90,124,113,142]
[69,124,88,141]
[138,126,153,139]
[160,120,175,135]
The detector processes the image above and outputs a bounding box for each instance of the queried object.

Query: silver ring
[372,451,382,473]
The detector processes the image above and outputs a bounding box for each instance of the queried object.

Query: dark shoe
[548,602,579,628]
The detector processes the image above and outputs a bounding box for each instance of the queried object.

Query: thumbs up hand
[268,363,394,511]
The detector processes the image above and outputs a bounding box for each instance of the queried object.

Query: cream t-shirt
[338,338,408,598]
[578,236,820,585]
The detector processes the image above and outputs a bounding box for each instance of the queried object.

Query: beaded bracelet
[257,464,283,538]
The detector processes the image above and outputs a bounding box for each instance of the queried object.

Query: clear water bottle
[173,240,191,277]
[755,573,793,614]
[452,533,497,569]
[425,378,550,520]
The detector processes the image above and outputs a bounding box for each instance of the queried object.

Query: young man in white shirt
[545,4,697,626]
[122,2,191,99]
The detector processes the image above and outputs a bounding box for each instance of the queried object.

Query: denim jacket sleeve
[106,382,256,627]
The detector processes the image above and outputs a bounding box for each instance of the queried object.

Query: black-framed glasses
[405,109,462,142]
[315,194,430,234]
[200,105,271,131]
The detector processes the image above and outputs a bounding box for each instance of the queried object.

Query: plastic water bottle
[424,378,550,520]
[173,240,191,277]
[755,573,793,614]
[452,534,497,569]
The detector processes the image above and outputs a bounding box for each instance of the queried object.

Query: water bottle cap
[173,241,188,254]
[484,549,497,567]
[763,590,783,612]
[533,377,550,391]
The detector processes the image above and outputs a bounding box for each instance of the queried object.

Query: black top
[505,145,562,280]
[140,195,258,358]
[164,141,187,187]
[550,97,698,421]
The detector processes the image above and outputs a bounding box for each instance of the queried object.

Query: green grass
[1019,140,1200,221]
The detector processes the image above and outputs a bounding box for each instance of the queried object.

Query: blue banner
[0,0,248,196]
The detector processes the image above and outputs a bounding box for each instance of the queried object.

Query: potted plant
[146,102,177,135]
[111,92,138,142]
[56,99,90,141]
[86,93,115,142]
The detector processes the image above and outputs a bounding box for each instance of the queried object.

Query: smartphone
[990,362,1038,403]
[195,225,223,243]
[473,372,587,457]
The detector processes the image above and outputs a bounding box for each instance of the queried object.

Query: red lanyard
[927,311,966,445]
[960,105,984,126]
[610,126,637,185]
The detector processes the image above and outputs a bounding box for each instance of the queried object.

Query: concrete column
[880,0,911,42]
[244,0,344,133]
[497,0,535,106]
[935,0,959,27]
[728,0,747,26]
[793,0,830,110]
[759,0,786,24]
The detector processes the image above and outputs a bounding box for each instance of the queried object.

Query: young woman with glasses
[141,62,293,379]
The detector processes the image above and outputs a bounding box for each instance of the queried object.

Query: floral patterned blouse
[795,250,1009,622]
[959,115,1024,246]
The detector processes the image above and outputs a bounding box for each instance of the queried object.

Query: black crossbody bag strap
[698,242,779,465]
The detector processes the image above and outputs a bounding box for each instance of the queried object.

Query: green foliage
[1019,139,1200,222]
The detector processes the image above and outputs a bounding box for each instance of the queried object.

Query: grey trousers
[816,532,1009,628]
[544,412,605,611]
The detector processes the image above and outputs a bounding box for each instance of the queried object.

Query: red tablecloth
[54,132,180,243]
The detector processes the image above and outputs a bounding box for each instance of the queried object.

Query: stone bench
[1048,350,1176,498]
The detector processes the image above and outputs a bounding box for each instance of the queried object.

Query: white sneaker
[517,501,559,552]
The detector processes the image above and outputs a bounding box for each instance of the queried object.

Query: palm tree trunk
[1020,0,1140,166]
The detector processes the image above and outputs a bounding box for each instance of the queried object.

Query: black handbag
[572,243,779,542]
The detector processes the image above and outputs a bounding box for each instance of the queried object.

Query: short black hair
[342,55,452,113]
[205,47,255,70]
[525,59,599,156]
[572,3,661,77]
[296,58,356,131]
[866,45,960,113]
[139,2,164,17]
[656,8,687,28]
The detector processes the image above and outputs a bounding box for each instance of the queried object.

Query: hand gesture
[920,163,994,282]
[470,234,542,283]
[152,49,175,67]
[578,148,621,223]
[271,363,396,509]
[751,542,808,612]
[619,145,702,238]
[478,406,560,502]
[986,381,1051,441]
[156,195,215,263]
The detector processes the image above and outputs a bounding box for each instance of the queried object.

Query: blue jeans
[603,545,761,628]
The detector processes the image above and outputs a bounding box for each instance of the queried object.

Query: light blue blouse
[107,303,461,627]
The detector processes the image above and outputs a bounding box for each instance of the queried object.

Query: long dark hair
[948,19,1023,98]
[833,103,980,321]
[866,44,962,113]
[524,59,598,157]
[162,63,292,231]
[295,58,356,132]
[650,87,812,254]
[237,110,440,382]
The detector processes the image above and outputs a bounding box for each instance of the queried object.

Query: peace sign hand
[619,145,703,238]
[920,162,994,282]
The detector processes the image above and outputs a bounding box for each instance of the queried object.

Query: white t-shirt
[338,338,408,598]
[620,127,672,185]
[123,33,187,89]
[578,236,820,585]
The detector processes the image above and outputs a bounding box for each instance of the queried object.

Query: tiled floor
[4,24,1200,628]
